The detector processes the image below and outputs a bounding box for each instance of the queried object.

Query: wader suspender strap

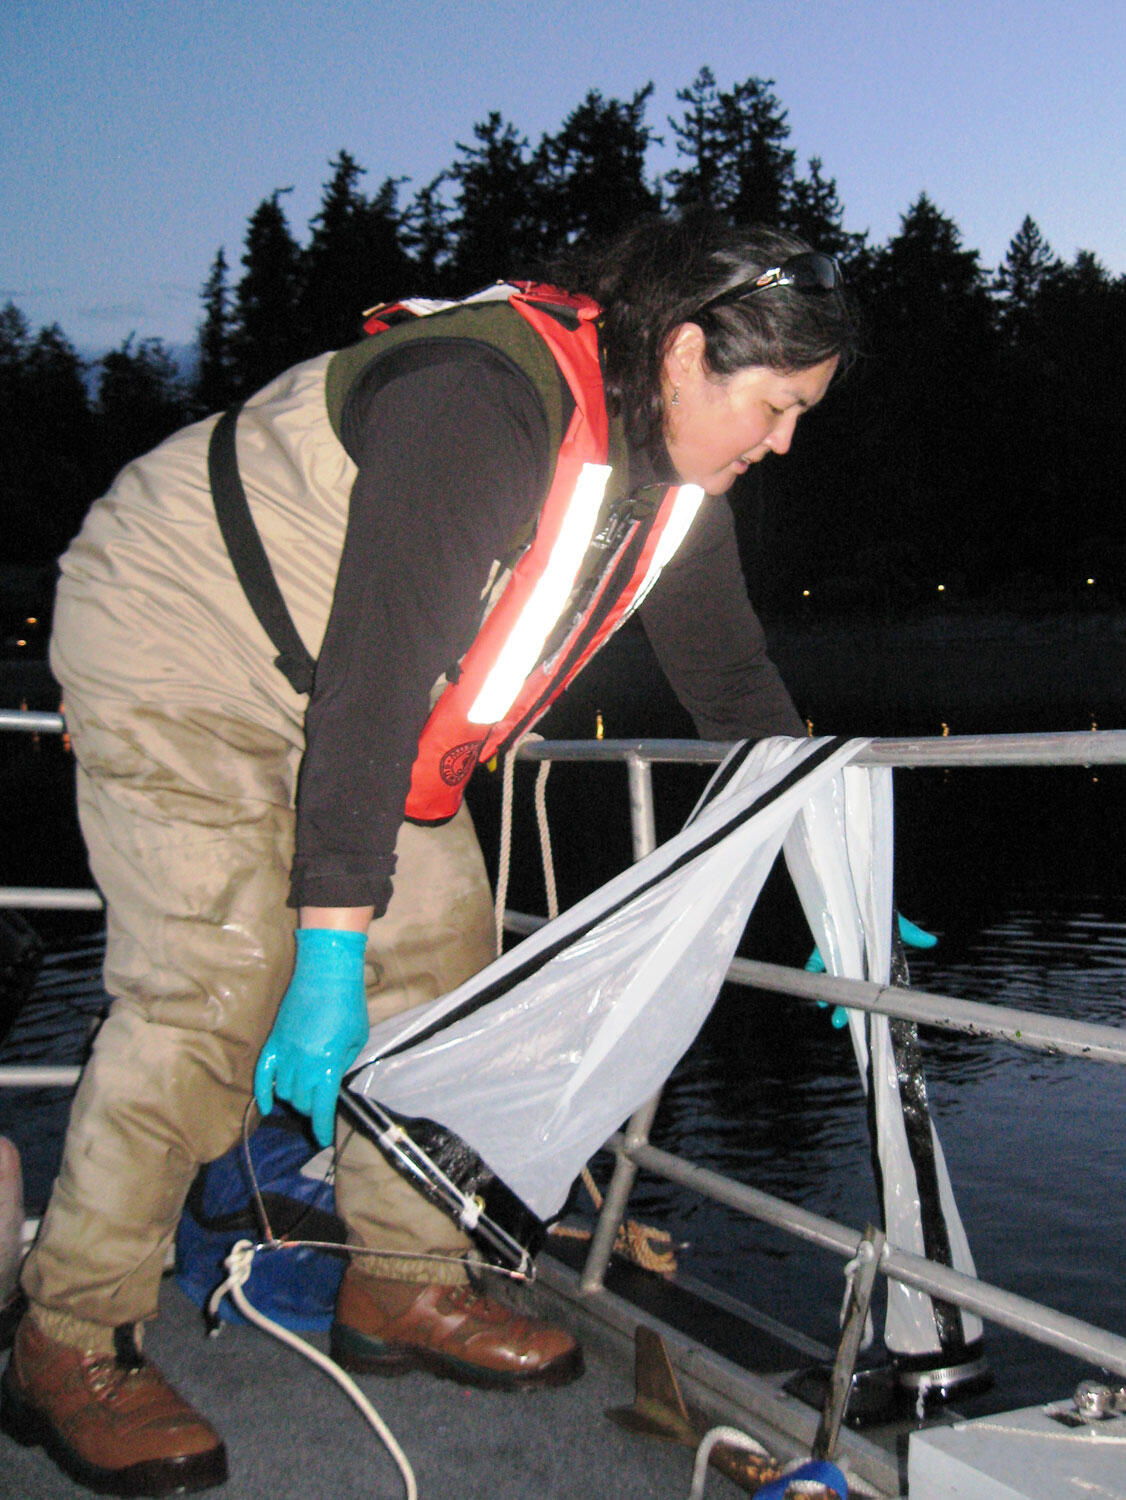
[207,403,317,695]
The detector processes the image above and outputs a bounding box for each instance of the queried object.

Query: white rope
[689,1431,853,1500]
[838,1238,875,1350]
[495,746,518,957]
[494,733,556,954]
[208,1240,418,1500]
[687,1425,771,1500]
[532,756,558,921]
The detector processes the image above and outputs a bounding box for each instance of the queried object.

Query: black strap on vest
[207,404,317,695]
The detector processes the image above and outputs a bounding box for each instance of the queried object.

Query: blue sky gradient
[2,0,1122,353]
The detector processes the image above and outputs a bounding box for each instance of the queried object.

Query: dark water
[1,638,1124,1418]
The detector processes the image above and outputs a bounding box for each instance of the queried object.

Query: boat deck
[3,1265,838,1500]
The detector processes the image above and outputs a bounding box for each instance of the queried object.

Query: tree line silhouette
[3,69,1123,614]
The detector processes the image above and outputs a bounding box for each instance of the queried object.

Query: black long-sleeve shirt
[290,342,801,912]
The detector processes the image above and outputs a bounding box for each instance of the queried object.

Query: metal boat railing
[2,710,1125,1386]
[506,730,1126,1386]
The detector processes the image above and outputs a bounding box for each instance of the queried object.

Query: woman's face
[661,323,838,495]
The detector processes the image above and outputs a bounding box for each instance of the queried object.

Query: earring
[671,386,679,407]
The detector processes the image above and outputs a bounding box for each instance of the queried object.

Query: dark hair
[557,211,859,447]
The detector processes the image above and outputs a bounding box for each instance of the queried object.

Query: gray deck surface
[2,1276,754,1500]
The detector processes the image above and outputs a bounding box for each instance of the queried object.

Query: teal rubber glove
[254,928,369,1148]
[807,914,937,1028]
[896,914,939,952]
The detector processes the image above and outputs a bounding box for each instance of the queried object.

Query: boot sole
[330,1324,584,1391]
[0,1366,229,1496]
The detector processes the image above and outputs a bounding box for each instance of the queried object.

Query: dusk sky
[2,0,1122,355]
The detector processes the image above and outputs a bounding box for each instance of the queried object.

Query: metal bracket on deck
[607,1324,787,1493]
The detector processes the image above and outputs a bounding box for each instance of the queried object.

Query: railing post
[581,753,661,1293]
[625,750,657,865]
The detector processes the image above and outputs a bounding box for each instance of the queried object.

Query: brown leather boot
[0,1314,227,1496]
[331,1267,583,1389]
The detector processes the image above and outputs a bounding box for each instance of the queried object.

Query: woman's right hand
[253,927,370,1147]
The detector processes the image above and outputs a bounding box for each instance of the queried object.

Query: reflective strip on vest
[621,483,705,617]
[467,463,612,725]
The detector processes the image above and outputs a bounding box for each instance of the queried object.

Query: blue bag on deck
[175,1108,347,1332]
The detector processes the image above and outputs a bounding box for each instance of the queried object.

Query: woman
[3,214,857,1496]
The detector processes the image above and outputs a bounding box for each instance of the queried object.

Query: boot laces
[438,1286,509,1325]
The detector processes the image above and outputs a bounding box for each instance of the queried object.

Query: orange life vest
[395,283,704,823]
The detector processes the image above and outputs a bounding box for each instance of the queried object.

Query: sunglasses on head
[698,252,843,315]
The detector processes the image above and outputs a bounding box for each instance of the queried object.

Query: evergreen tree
[24,324,95,553]
[195,247,235,415]
[0,305,32,496]
[403,174,455,295]
[663,68,728,210]
[537,86,662,250]
[992,216,1062,335]
[447,113,547,290]
[95,336,189,482]
[718,75,795,225]
[868,193,991,310]
[0,303,34,560]
[0,309,99,559]
[785,157,866,267]
[23,325,91,440]
[665,70,795,224]
[1061,247,1113,293]
[299,151,412,355]
[848,195,999,590]
[0,302,30,390]
[1007,247,1126,587]
[232,189,304,395]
